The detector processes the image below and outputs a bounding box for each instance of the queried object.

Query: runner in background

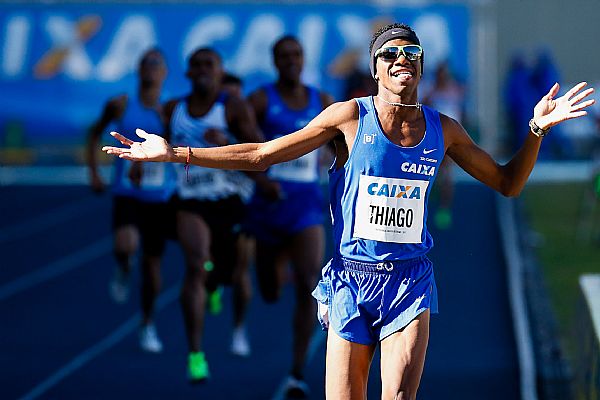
[422,61,467,230]
[163,48,262,382]
[247,35,334,398]
[222,72,244,98]
[220,71,257,357]
[86,48,176,352]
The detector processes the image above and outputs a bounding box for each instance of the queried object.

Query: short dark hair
[139,47,165,68]
[188,47,222,65]
[272,35,302,58]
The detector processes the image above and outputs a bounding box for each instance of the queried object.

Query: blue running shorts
[245,181,324,244]
[311,256,438,345]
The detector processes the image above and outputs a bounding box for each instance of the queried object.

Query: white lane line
[580,274,600,343]
[496,195,538,400]
[271,327,327,400]
[18,284,180,400]
[0,235,112,301]
[0,198,100,244]
[0,166,111,186]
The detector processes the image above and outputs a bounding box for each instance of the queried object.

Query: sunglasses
[375,45,423,62]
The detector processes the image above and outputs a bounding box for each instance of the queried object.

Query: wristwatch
[529,118,550,137]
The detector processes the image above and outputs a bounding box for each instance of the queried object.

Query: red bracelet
[184,146,191,182]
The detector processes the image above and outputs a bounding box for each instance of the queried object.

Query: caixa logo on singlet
[401,162,436,177]
[366,182,421,200]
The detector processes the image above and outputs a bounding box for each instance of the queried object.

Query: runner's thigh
[379,310,430,400]
[326,328,375,400]
[176,209,211,261]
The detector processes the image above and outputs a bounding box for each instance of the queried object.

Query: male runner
[422,61,468,230]
[87,48,175,352]
[162,47,262,382]
[246,35,334,397]
[103,23,594,399]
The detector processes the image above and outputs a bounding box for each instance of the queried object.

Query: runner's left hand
[533,82,595,130]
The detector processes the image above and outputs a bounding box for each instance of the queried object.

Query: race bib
[353,175,428,243]
[139,163,166,189]
[177,165,219,199]
[267,150,318,183]
[177,165,241,201]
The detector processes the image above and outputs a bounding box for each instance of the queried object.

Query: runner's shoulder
[105,94,128,118]
[312,99,359,126]
[162,97,183,122]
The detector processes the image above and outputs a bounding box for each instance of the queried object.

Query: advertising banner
[0,3,468,161]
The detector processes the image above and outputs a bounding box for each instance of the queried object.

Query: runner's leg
[288,224,324,378]
[379,310,430,400]
[326,328,376,400]
[232,233,253,328]
[140,254,161,325]
[255,240,288,303]
[176,209,211,353]
[113,224,138,272]
[110,197,140,303]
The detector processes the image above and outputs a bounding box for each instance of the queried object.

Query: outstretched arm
[102,101,355,171]
[445,82,594,196]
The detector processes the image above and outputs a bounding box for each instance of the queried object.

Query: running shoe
[207,286,223,315]
[109,268,129,304]
[230,326,251,357]
[139,324,163,353]
[283,375,310,399]
[188,352,210,383]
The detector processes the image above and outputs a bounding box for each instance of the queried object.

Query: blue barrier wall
[0,3,468,148]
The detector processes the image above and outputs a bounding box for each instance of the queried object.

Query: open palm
[102,129,172,162]
[534,82,595,130]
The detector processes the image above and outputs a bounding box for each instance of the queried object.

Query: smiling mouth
[391,71,414,79]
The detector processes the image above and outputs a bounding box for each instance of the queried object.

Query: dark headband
[370,26,421,79]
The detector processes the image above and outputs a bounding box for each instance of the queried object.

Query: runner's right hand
[103,129,172,162]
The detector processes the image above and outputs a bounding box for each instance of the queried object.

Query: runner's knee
[393,390,416,400]
[183,259,209,284]
[380,388,416,400]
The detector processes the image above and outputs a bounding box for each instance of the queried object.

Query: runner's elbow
[252,148,271,171]
[254,143,284,171]
[499,182,522,197]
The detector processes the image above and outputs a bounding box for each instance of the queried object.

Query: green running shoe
[188,352,210,383]
[207,286,223,315]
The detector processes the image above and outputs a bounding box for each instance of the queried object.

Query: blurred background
[1,1,599,399]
